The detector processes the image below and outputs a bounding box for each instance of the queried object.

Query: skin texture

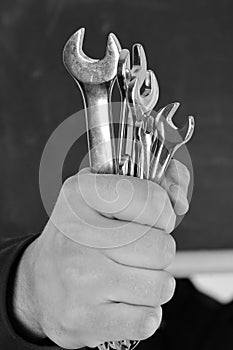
[13,160,190,349]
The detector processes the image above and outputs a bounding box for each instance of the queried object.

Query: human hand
[13,159,190,349]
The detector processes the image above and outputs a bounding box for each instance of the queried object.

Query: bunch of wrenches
[117,45,194,183]
[63,28,195,350]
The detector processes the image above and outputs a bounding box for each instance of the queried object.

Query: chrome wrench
[150,103,195,183]
[63,27,121,174]
[128,67,159,178]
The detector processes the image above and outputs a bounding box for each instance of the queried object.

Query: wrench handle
[118,98,134,170]
[81,82,117,174]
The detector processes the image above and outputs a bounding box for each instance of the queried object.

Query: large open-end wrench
[63,27,121,174]
[150,103,195,183]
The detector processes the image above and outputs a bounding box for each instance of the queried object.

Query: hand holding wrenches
[63,27,195,350]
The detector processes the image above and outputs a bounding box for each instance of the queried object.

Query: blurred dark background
[0,0,233,250]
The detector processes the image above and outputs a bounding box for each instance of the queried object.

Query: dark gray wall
[1,0,233,249]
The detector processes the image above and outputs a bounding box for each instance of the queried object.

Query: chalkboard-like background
[0,0,233,250]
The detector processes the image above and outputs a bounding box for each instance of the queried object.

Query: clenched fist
[13,160,190,349]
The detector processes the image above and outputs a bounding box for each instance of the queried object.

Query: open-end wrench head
[156,110,194,150]
[130,69,159,120]
[157,103,195,144]
[63,27,121,84]
[142,70,159,109]
[131,44,147,77]
[117,49,131,92]
[178,115,195,143]
[166,115,195,155]
[165,102,180,129]
[155,103,180,125]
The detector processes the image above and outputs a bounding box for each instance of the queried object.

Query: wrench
[63,27,121,174]
[150,103,179,180]
[128,67,159,178]
[117,44,149,177]
[117,49,134,172]
[150,103,195,183]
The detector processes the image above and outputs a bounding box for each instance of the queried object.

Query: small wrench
[117,48,134,172]
[128,67,159,178]
[63,27,121,174]
[150,103,195,183]
[117,44,149,177]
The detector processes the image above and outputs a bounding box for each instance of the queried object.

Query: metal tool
[128,67,159,178]
[117,44,146,177]
[150,103,195,183]
[117,49,134,173]
[63,27,121,174]
[140,112,155,179]
[117,44,149,175]
[138,70,158,179]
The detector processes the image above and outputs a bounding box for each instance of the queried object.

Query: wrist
[12,238,46,341]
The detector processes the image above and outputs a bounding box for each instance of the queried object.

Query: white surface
[167,250,233,303]
[190,273,233,303]
[168,250,233,276]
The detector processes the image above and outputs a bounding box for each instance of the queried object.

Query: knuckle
[176,161,190,186]
[107,270,122,293]
[165,235,176,264]
[139,308,162,339]
[182,165,191,185]
[86,339,101,348]
[165,210,176,233]
[159,234,176,268]
[151,182,167,213]
[60,309,76,332]
[62,175,77,196]
[180,198,190,215]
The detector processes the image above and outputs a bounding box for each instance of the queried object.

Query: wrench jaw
[142,70,159,111]
[117,49,131,94]
[129,69,159,123]
[179,115,195,143]
[131,44,147,78]
[63,28,121,84]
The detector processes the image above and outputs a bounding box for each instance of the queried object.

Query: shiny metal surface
[63,27,121,173]
[123,46,159,177]
[117,49,133,170]
[150,103,195,183]
[128,68,159,178]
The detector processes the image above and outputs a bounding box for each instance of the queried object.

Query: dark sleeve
[0,233,68,349]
